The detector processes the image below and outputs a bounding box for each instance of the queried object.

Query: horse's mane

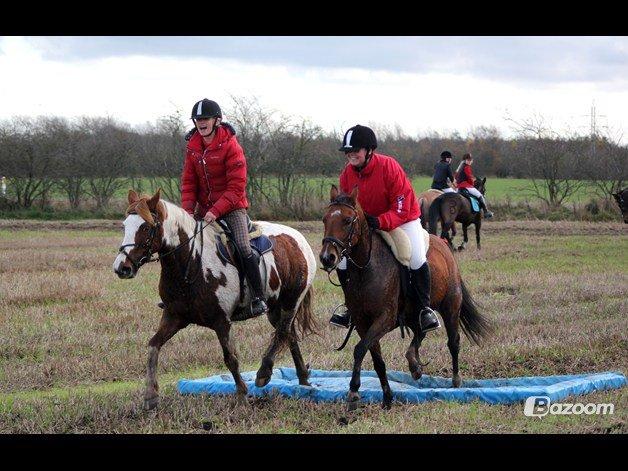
[160,200,204,248]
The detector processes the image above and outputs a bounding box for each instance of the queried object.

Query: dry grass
[0,220,626,433]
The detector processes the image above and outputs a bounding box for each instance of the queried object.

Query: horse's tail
[428,196,443,235]
[459,279,493,346]
[293,284,318,339]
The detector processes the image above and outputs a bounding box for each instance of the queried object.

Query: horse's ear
[350,185,359,203]
[135,200,155,226]
[330,185,339,202]
[482,177,487,184]
[147,188,161,210]
[128,189,139,205]
[156,201,168,222]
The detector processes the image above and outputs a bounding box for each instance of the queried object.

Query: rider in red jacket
[455,153,493,218]
[180,99,267,317]
[330,124,440,334]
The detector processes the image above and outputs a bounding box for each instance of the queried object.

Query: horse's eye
[344,217,352,225]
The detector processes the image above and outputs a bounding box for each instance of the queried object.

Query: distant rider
[455,153,493,218]
[431,150,457,193]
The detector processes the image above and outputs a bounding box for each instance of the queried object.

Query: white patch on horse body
[256,221,317,306]
[113,214,144,271]
[161,201,241,315]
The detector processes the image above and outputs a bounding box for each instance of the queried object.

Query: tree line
[0,96,625,216]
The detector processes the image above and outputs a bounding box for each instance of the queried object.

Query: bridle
[118,215,162,272]
[118,213,208,279]
[321,200,374,279]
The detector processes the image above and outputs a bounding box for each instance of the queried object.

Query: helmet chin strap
[356,149,373,171]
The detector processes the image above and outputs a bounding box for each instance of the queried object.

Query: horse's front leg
[144,310,186,410]
[348,318,389,411]
[475,219,482,250]
[370,340,393,409]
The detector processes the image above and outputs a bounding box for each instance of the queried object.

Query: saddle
[376,226,430,268]
[458,188,481,213]
[213,216,274,268]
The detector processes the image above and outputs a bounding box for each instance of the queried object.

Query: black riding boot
[479,196,494,218]
[242,252,268,317]
[410,262,441,333]
[329,268,351,328]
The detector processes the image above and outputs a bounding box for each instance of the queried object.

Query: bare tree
[507,115,584,208]
[584,128,628,201]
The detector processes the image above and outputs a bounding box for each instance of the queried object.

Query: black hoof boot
[420,307,441,333]
[329,306,351,329]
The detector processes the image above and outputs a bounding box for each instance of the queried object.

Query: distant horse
[319,186,492,410]
[113,189,317,410]
[428,177,488,251]
[612,188,628,223]
[417,188,457,239]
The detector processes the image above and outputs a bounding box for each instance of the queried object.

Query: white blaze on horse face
[113,214,144,272]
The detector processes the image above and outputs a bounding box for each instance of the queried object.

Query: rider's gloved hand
[365,214,380,230]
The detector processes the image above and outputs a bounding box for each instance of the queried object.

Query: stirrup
[329,303,350,329]
[419,308,441,333]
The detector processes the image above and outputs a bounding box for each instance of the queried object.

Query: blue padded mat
[177,368,626,405]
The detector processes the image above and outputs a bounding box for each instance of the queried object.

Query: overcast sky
[1,36,627,141]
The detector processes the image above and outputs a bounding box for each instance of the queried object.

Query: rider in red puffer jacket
[329,124,440,334]
[179,98,267,318]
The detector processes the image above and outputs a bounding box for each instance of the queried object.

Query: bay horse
[113,189,317,410]
[428,177,488,251]
[612,188,627,223]
[319,186,492,410]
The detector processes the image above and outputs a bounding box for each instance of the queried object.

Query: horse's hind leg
[144,310,186,410]
[266,307,310,386]
[370,340,393,409]
[458,224,469,251]
[441,310,462,388]
[256,309,293,387]
[215,319,248,403]
[475,219,482,250]
[406,328,426,380]
[289,330,311,386]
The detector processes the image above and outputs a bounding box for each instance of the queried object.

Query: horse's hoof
[299,380,312,387]
[411,369,423,381]
[382,397,393,410]
[255,375,271,388]
[452,375,462,388]
[347,400,359,412]
[144,396,159,411]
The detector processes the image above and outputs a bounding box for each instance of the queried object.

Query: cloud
[20,36,628,85]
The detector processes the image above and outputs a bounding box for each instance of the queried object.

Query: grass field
[27,175,607,204]
[0,219,626,433]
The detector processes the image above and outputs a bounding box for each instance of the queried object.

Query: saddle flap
[215,222,274,267]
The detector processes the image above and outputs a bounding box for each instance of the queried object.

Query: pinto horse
[428,177,488,251]
[319,186,492,410]
[113,189,317,410]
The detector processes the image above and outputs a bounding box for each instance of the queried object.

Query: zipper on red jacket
[199,148,212,207]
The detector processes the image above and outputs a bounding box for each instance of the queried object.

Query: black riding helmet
[191,98,222,120]
[338,124,378,152]
[440,150,453,160]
